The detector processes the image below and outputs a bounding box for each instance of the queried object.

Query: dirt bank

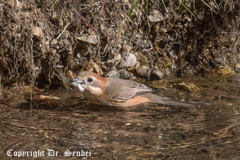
[0,0,239,88]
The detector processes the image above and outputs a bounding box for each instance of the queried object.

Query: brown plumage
[71,71,196,107]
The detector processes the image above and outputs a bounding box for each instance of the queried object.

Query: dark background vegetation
[0,0,239,88]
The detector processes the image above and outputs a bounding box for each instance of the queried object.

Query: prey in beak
[71,77,85,92]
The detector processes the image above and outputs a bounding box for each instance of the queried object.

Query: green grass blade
[145,0,149,16]
[145,0,150,29]
[178,0,196,18]
[129,0,138,18]
[127,0,138,29]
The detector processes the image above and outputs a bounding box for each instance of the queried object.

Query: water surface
[0,74,240,159]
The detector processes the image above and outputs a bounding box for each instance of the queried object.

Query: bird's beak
[71,77,85,92]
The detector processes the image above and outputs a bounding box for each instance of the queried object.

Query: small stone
[105,70,120,78]
[76,34,98,44]
[124,53,137,67]
[117,59,126,69]
[148,10,163,22]
[119,70,131,79]
[152,69,164,79]
[117,53,137,69]
[31,26,43,37]
[135,63,151,78]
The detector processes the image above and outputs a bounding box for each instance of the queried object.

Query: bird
[70,71,198,107]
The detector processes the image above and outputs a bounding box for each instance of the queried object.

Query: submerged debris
[174,82,199,93]
[212,65,233,75]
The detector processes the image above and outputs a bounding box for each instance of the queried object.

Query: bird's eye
[87,78,94,83]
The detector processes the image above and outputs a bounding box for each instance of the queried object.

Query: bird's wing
[104,78,153,102]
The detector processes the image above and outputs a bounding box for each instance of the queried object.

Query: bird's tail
[142,93,206,107]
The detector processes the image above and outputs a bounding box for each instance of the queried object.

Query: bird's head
[71,71,107,96]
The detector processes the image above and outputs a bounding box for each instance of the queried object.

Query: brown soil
[0,0,239,88]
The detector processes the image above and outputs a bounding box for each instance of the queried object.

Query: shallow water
[0,74,240,159]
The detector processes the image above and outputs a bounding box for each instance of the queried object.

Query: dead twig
[68,0,98,34]
[201,0,218,14]
[56,22,70,40]
[99,0,105,15]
